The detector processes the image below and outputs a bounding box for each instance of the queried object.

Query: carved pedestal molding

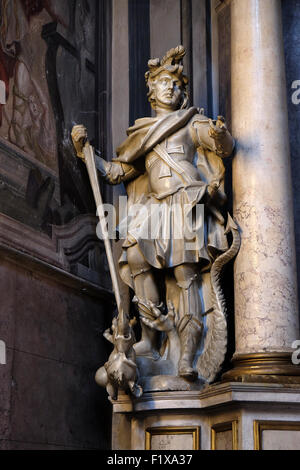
[226,0,300,382]
[112,383,300,450]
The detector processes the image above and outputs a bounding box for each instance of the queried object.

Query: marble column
[227,0,300,380]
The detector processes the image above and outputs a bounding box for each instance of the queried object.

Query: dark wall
[282,0,300,309]
[0,0,113,450]
[127,0,212,124]
[0,257,112,450]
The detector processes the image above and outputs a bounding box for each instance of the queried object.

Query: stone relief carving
[72,45,240,400]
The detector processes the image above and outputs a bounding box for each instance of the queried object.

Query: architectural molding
[253,420,300,450]
[0,212,113,299]
[112,383,300,449]
[113,382,300,413]
[211,420,239,450]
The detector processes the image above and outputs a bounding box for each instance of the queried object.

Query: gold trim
[211,421,239,450]
[253,420,300,450]
[223,352,300,383]
[145,426,200,451]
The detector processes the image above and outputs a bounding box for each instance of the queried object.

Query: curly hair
[145,45,189,110]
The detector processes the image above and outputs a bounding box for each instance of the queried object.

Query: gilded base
[222,352,300,384]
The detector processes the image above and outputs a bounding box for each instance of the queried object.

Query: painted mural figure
[0,0,64,170]
[72,46,240,399]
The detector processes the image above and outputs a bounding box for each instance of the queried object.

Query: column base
[222,352,300,384]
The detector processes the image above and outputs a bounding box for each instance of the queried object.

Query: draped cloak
[113,107,229,289]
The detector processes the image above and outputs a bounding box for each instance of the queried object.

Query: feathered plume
[146,45,186,79]
[161,45,186,66]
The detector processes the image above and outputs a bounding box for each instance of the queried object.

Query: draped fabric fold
[115,108,228,289]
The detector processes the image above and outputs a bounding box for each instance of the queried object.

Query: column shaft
[228,0,300,379]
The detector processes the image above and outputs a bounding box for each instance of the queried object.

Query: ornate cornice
[0,212,113,300]
[113,382,300,414]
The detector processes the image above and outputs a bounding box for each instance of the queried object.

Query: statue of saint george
[72,45,240,400]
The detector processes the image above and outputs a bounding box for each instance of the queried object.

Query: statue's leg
[127,244,160,358]
[106,382,118,401]
[174,263,203,380]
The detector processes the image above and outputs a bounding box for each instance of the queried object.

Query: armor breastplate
[145,139,202,199]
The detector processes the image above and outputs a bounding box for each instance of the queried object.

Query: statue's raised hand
[71,125,88,160]
[208,115,227,140]
[207,180,220,199]
[140,301,176,333]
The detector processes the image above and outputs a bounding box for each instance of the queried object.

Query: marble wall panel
[0,258,112,450]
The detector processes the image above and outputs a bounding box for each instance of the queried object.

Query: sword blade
[83,142,122,315]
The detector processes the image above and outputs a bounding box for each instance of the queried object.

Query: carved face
[153,72,183,111]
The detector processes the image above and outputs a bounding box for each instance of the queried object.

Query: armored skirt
[118,183,228,289]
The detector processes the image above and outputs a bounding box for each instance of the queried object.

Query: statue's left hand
[208,115,227,140]
[140,301,176,333]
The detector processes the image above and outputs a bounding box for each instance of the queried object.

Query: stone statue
[71,45,240,400]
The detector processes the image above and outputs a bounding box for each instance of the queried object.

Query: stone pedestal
[112,384,300,450]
